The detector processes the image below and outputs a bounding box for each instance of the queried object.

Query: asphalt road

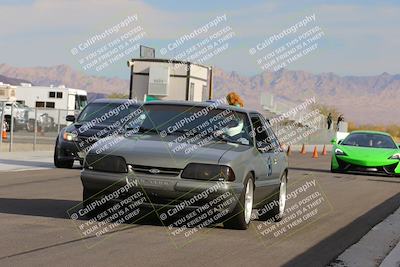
[0,154,399,267]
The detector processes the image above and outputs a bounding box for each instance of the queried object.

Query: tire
[258,172,288,222]
[223,173,254,230]
[54,138,74,168]
[330,161,342,173]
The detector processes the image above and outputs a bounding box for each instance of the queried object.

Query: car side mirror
[331,138,337,144]
[66,115,76,122]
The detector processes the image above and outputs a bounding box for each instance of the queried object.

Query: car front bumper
[332,155,400,175]
[80,170,244,212]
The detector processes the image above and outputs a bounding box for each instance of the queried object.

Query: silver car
[81,101,288,230]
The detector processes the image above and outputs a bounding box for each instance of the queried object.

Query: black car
[54,98,141,168]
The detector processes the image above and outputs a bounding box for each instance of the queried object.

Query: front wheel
[258,172,287,221]
[54,138,74,168]
[223,173,254,230]
[330,161,343,173]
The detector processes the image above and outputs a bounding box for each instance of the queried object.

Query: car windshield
[77,102,138,125]
[127,104,253,146]
[341,133,397,149]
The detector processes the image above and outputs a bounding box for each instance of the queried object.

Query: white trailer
[13,83,88,127]
[15,83,87,112]
[127,58,213,102]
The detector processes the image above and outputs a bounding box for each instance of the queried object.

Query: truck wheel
[223,173,254,230]
[54,138,74,168]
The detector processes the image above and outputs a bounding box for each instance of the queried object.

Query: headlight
[84,154,127,173]
[335,148,347,156]
[389,153,400,160]
[181,163,235,181]
[63,132,78,141]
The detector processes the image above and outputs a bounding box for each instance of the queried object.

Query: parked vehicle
[15,83,87,126]
[15,83,87,111]
[0,101,56,132]
[54,99,141,168]
[331,130,400,176]
[81,101,288,229]
[1,101,29,131]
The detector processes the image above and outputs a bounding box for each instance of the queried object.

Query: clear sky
[0,0,399,78]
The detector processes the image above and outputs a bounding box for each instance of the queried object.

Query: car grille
[130,165,181,177]
[337,158,399,175]
[85,154,127,173]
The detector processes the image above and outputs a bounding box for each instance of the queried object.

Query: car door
[250,113,281,203]
[262,117,286,180]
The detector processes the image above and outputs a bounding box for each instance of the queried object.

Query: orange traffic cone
[312,146,319,158]
[286,145,291,156]
[2,130,7,140]
[322,145,327,156]
[300,144,306,154]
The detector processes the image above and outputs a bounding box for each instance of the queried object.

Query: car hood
[337,145,399,165]
[90,134,252,169]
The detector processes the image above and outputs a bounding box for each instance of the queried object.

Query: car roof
[91,98,142,105]
[143,100,259,114]
[350,130,392,136]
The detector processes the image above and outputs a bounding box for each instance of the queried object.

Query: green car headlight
[63,131,78,142]
[181,163,235,181]
[335,148,347,156]
[389,153,400,160]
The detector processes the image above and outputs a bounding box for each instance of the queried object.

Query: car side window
[250,114,273,150]
[262,118,281,151]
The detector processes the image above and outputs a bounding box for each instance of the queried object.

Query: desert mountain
[0,63,398,124]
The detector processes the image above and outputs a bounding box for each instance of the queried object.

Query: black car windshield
[129,104,253,146]
[77,102,138,125]
[342,133,397,149]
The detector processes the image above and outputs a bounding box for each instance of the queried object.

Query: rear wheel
[54,138,74,168]
[223,173,254,230]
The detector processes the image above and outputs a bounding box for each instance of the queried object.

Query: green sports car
[331,131,400,176]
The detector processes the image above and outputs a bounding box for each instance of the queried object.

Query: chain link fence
[0,102,76,152]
